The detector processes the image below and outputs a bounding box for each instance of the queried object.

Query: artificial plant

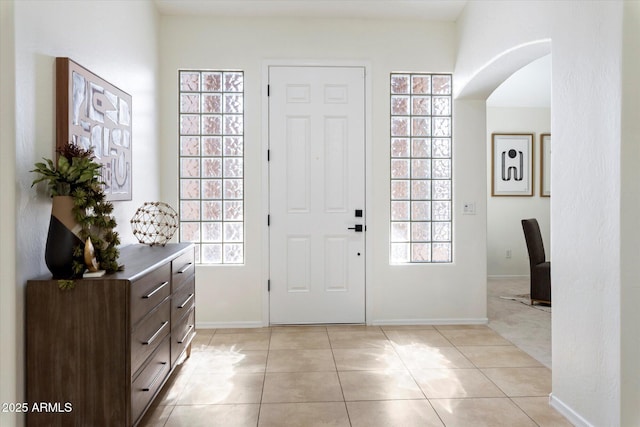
[31,143,123,279]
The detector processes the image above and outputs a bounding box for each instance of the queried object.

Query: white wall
[0,2,18,427]
[486,107,550,277]
[4,1,160,424]
[159,16,488,326]
[620,2,640,425]
[457,1,625,426]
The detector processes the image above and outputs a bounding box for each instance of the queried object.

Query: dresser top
[114,243,194,282]
[30,243,194,282]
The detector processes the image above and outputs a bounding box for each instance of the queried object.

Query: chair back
[521,218,546,266]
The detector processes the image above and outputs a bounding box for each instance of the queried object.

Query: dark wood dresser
[26,243,196,426]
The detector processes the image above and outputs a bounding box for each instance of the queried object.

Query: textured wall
[8,1,160,424]
[457,1,625,426]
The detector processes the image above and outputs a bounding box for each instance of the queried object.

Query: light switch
[463,202,476,215]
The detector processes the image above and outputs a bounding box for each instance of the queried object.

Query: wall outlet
[506,249,512,259]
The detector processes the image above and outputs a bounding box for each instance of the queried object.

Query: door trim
[261,59,373,326]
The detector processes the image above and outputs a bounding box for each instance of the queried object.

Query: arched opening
[485,54,551,367]
[456,39,552,366]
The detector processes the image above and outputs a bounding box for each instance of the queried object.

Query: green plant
[31,143,102,197]
[31,143,123,280]
[57,279,75,291]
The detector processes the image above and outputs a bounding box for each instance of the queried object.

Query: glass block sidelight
[202,115,222,135]
[202,72,222,92]
[180,179,200,199]
[223,136,243,156]
[202,244,222,264]
[391,180,410,200]
[391,138,410,157]
[180,136,200,156]
[180,115,200,135]
[180,72,200,92]
[179,70,244,264]
[391,96,410,115]
[180,94,200,113]
[202,158,222,178]
[203,136,223,156]
[390,73,452,263]
[202,222,222,242]
[202,201,222,221]
[202,94,222,113]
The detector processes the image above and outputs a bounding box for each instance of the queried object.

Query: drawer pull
[143,321,169,346]
[177,262,193,274]
[178,293,195,309]
[178,324,194,344]
[142,281,169,299]
[142,362,168,392]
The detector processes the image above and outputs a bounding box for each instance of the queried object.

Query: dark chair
[521,218,551,305]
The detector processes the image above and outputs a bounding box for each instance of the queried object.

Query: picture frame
[491,133,534,197]
[540,133,551,197]
[56,57,132,201]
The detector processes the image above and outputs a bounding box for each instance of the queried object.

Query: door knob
[347,224,363,232]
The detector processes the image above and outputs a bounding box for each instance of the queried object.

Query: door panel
[286,236,310,292]
[269,66,366,324]
[286,117,310,212]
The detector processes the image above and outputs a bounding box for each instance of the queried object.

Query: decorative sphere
[131,202,178,246]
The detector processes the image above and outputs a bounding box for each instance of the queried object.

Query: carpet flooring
[488,276,551,368]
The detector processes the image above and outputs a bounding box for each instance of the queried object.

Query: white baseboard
[488,274,529,279]
[549,393,593,427]
[197,319,490,328]
[371,318,488,326]
[196,320,266,329]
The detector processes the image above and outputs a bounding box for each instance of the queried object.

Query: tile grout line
[450,332,546,425]
[380,327,450,427]
[255,329,273,427]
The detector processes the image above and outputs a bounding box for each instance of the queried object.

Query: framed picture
[491,133,534,197]
[540,133,551,197]
[56,57,132,201]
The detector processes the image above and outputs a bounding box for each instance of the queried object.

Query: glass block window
[178,70,244,264]
[390,73,452,263]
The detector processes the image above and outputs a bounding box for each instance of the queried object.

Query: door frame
[261,59,373,326]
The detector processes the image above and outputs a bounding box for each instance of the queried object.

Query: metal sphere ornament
[130,202,178,246]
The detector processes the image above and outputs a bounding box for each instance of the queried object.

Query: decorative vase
[45,195,83,279]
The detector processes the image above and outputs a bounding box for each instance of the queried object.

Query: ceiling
[154,0,468,21]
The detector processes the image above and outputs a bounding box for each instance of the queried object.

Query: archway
[456,39,551,100]
[455,39,552,366]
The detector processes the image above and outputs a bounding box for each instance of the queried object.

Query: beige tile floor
[139,324,571,427]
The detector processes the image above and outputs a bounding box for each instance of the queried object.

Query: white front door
[269,66,366,324]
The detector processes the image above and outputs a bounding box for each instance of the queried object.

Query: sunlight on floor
[140,322,567,426]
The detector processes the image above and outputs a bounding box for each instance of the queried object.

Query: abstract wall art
[56,57,132,201]
[491,133,534,197]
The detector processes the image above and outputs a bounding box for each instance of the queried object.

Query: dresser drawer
[131,263,171,328]
[131,336,170,425]
[171,277,195,324]
[171,307,196,366]
[172,249,194,292]
[131,299,170,376]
